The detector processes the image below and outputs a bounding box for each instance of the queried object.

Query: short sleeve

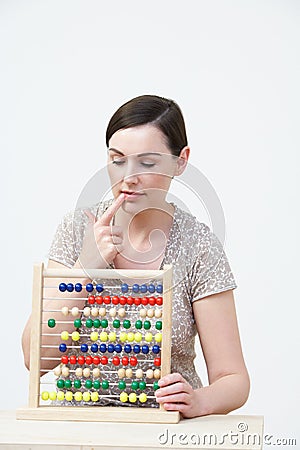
[190,223,237,302]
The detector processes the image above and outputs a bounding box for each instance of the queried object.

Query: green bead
[144,320,151,330]
[85,379,93,389]
[93,319,101,328]
[93,380,100,389]
[113,319,120,328]
[101,319,108,328]
[135,320,142,329]
[102,380,109,389]
[123,319,131,329]
[73,319,82,328]
[139,381,146,390]
[131,381,139,390]
[155,321,162,330]
[86,319,93,328]
[74,379,81,389]
[65,379,72,389]
[57,379,65,388]
[118,380,126,390]
[48,319,56,328]
[153,381,160,391]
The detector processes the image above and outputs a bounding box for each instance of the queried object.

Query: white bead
[83,307,91,317]
[83,368,90,377]
[147,309,154,318]
[53,366,62,376]
[71,307,79,317]
[154,369,161,379]
[75,368,83,377]
[98,307,106,317]
[118,368,126,378]
[135,369,143,378]
[92,368,100,378]
[61,366,70,377]
[91,307,98,317]
[109,307,117,317]
[146,369,154,379]
[154,309,162,318]
[125,368,133,378]
[118,307,126,318]
[140,309,147,318]
[61,306,69,316]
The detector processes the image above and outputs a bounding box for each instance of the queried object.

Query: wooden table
[0,410,263,449]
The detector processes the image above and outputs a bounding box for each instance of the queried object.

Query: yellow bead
[41,391,49,401]
[134,332,142,342]
[65,391,73,401]
[119,332,127,342]
[61,306,69,316]
[49,391,57,401]
[90,331,99,341]
[155,333,162,343]
[91,392,99,402]
[139,393,147,403]
[83,392,91,402]
[129,392,137,403]
[127,332,134,342]
[145,332,153,342]
[120,392,128,403]
[72,331,80,341]
[74,391,83,401]
[60,331,69,340]
[108,332,116,342]
[99,331,108,342]
[57,391,65,401]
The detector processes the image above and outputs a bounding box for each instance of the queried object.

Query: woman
[22,94,250,418]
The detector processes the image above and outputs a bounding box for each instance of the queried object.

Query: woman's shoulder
[173,203,212,239]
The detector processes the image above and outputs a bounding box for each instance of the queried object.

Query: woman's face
[107,125,184,214]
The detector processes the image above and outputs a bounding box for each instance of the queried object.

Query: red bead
[119,296,127,305]
[130,356,138,366]
[127,296,134,305]
[85,356,93,365]
[88,295,95,304]
[141,297,149,306]
[61,356,69,364]
[149,297,156,306]
[103,296,111,305]
[156,297,163,306]
[93,356,100,365]
[69,355,77,364]
[154,357,161,367]
[78,356,85,365]
[96,296,103,304]
[112,356,120,366]
[101,356,108,365]
[112,296,119,305]
[122,356,129,366]
[134,297,141,306]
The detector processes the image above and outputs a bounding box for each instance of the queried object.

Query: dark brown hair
[106,95,188,157]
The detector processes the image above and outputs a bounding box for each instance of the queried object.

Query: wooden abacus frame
[17,263,180,423]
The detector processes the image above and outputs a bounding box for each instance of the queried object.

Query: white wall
[1,1,299,448]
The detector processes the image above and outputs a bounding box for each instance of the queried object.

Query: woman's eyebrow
[108,148,162,157]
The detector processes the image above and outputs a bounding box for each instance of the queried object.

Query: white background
[1,1,299,448]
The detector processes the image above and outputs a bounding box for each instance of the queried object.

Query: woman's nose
[123,161,139,183]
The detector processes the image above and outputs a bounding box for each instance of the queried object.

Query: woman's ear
[175,146,190,176]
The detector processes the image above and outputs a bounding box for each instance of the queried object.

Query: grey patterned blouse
[48,200,237,396]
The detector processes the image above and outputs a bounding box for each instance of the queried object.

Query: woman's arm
[155,290,250,417]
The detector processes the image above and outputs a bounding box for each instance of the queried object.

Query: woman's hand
[77,193,127,269]
[155,373,204,418]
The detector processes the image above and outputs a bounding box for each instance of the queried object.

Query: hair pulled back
[106,95,188,157]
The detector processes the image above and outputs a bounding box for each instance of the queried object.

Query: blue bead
[86,283,94,292]
[121,283,129,293]
[99,343,107,353]
[140,284,147,293]
[124,344,132,353]
[59,343,67,352]
[96,283,104,293]
[80,344,88,352]
[152,345,160,354]
[133,345,140,354]
[91,343,98,353]
[59,283,67,292]
[75,283,82,292]
[142,345,149,354]
[107,344,115,353]
[156,284,163,293]
[114,344,122,353]
[66,283,74,292]
[132,284,139,293]
[148,284,155,293]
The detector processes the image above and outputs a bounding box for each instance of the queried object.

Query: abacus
[17,263,180,423]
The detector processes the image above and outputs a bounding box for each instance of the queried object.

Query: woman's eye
[141,162,155,168]
[112,159,125,165]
